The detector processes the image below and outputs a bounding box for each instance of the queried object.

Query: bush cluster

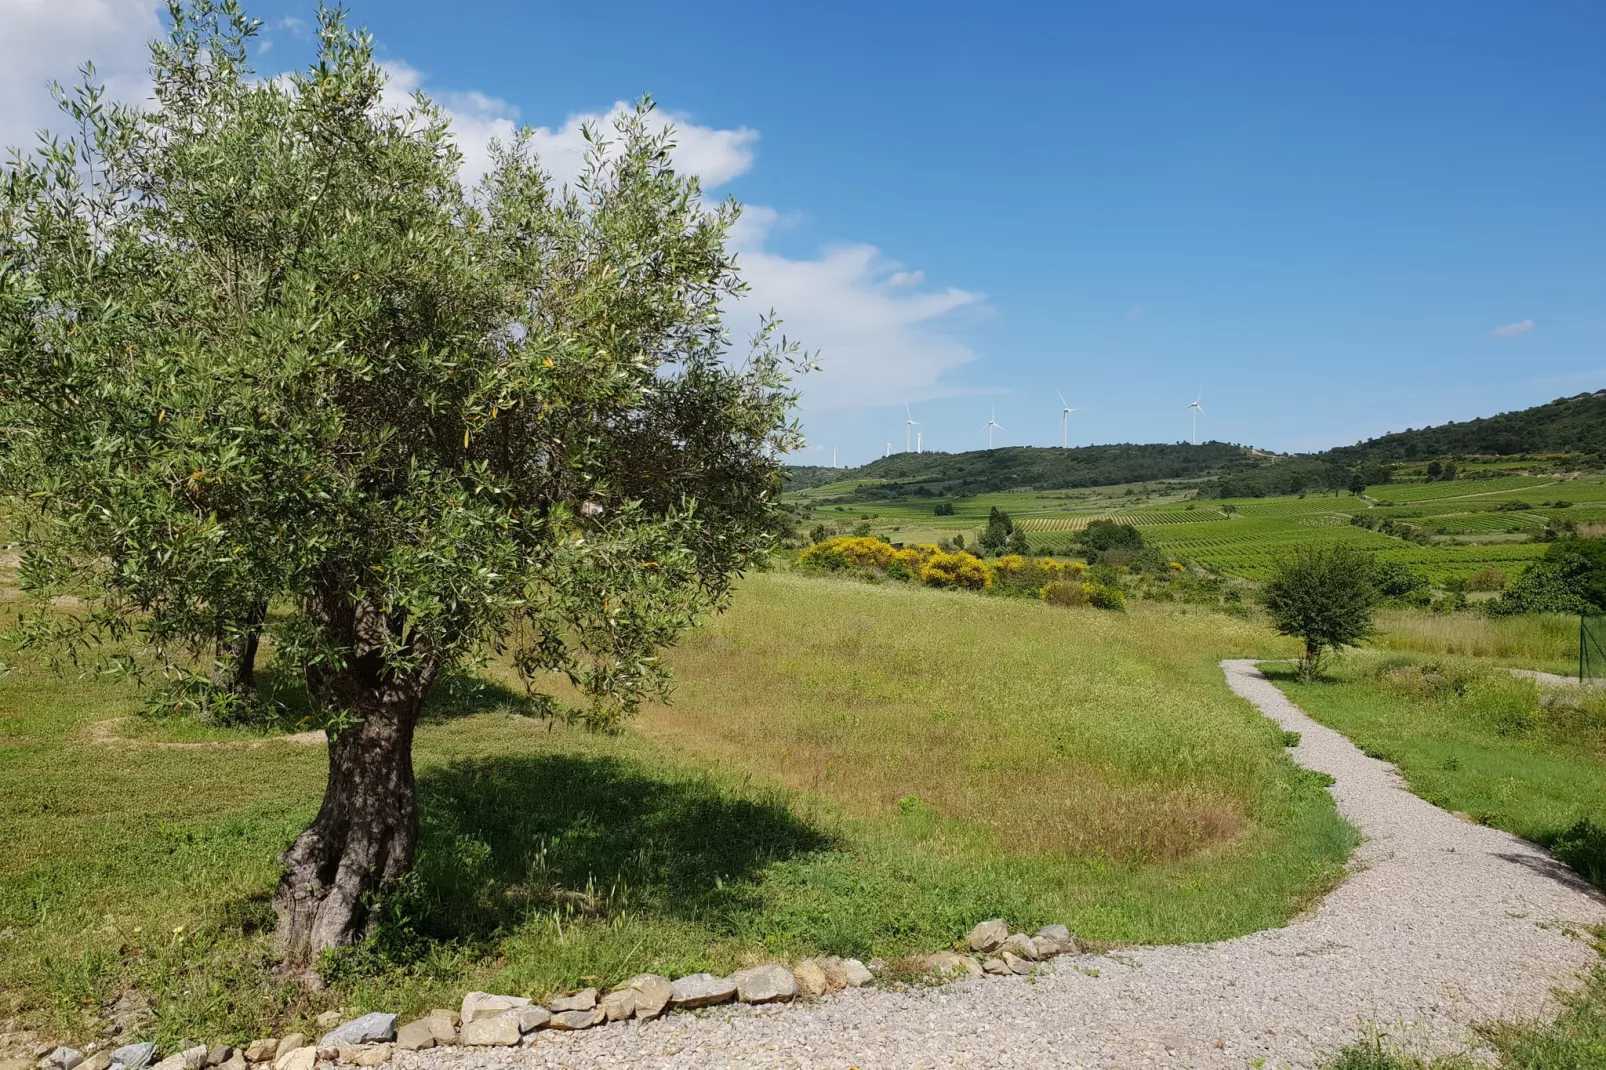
[796,538,1127,608]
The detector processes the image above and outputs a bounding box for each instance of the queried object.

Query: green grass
[1267,653,1606,870]
[0,572,1355,1048]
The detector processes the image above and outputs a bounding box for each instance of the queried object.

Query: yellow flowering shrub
[920,551,991,590]
[992,555,1081,596]
[797,536,896,572]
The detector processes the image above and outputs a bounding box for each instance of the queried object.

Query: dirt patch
[81,717,324,750]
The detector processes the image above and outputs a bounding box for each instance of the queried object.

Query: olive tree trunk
[211,601,267,695]
[272,675,425,964]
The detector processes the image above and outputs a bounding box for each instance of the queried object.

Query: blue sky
[6,2,1603,464]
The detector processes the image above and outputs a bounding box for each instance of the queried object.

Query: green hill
[785,442,1263,498]
[1317,391,1606,464]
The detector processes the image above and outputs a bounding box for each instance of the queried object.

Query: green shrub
[1552,818,1606,888]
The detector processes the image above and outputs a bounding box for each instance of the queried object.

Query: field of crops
[1365,476,1558,503]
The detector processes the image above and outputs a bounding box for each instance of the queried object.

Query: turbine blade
[1057,389,1068,407]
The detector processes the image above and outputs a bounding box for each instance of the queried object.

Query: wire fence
[1582,615,1606,683]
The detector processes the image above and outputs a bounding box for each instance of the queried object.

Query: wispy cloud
[1490,319,1534,338]
[887,270,924,287]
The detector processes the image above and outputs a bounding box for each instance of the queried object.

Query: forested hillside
[1318,391,1606,464]
[785,442,1260,497]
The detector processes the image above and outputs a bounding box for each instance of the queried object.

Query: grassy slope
[1268,653,1606,851]
[1277,654,1606,1070]
[0,573,1354,1047]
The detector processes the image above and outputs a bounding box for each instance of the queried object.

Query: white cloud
[380,62,758,194]
[1490,319,1534,338]
[0,3,977,419]
[728,207,984,412]
[0,0,160,155]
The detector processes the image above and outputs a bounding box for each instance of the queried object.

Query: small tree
[1,3,801,962]
[1262,546,1378,680]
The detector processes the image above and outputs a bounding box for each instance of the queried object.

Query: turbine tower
[904,406,923,453]
[916,430,923,453]
[1182,387,1207,446]
[1057,390,1083,449]
[832,445,838,468]
[885,441,892,457]
[983,405,1006,449]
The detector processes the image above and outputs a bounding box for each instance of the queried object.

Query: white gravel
[402,659,1606,1069]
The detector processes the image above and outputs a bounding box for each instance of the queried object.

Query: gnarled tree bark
[272,664,429,965]
[212,600,267,696]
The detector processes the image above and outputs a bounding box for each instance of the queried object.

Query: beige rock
[393,1024,434,1053]
[272,1050,314,1070]
[179,1047,209,1070]
[313,1052,336,1064]
[546,1010,602,1031]
[965,919,1008,953]
[243,1043,277,1064]
[423,1019,456,1047]
[459,1018,519,1048]
[620,974,674,1020]
[1003,951,1034,976]
[459,993,530,1025]
[818,957,873,989]
[425,1011,460,1028]
[1001,933,1038,961]
[792,960,829,999]
[335,1046,390,1067]
[273,1037,305,1066]
[597,990,637,1022]
[80,1055,113,1070]
[732,964,797,1004]
[205,1046,231,1068]
[150,1055,186,1070]
[981,957,1009,975]
[925,951,984,979]
[215,1055,244,1070]
[315,1013,341,1031]
[546,989,596,1013]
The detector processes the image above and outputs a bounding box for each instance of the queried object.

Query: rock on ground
[459,995,529,1025]
[669,974,736,1009]
[965,919,1007,953]
[732,965,797,1004]
[320,1014,396,1049]
[619,975,674,1020]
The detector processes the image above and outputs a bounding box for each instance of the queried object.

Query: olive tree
[0,1,802,962]
[1262,545,1378,680]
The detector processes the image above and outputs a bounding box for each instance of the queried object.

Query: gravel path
[403,659,1606,1070]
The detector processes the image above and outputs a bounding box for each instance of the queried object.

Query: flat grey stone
[512,1007,550,1034]
[670,972,738,1008]
[547,988,596,1013]
[546,1009,602,1031]
[621,974,674,1019]
[319,1013,396,1049]
[44,1050,83,1070]
[110,1045,157,1070]
[732,964,797,1004]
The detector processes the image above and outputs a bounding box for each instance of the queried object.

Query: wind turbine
[832,445,838,468]
[983,405,1007,449]
[1182,387,1207,446]
[1057,390,1083,449]
[916,430,923,453]
[885,441,892,457]
[904,406,920,453]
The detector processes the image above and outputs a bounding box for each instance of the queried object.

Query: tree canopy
[1262,545,1378,680]
[0,0,801,960]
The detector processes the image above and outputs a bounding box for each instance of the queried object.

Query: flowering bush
[797,536,897,572]
[1040,579,1125,611]
[920,551,992,590]
[992,554,1081,596]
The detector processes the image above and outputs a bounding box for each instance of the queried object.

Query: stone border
[10,921,1083,1070]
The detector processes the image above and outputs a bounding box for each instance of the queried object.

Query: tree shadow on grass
[409,753,834,944]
